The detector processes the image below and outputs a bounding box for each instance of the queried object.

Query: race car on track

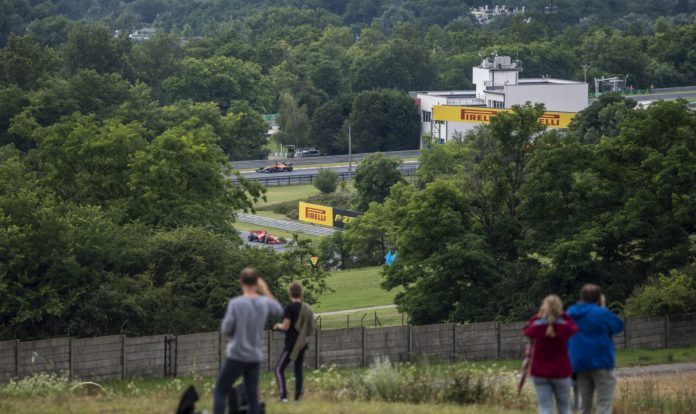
[247,230,286,244]
[256,162,293,173]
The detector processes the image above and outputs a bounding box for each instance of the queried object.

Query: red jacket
[523,312,579,378]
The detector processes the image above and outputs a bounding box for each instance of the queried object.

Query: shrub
[314,168,339,193]
[624,270,696,317]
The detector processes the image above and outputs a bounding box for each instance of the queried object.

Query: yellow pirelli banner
[299,201,333,227]
[432,106,576,128]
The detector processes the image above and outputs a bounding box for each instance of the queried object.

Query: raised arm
[257,277,283,318]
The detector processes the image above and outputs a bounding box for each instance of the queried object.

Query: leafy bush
[314,168,339,193]
[0,374,71,397]
[624,270,696,317]
[308,358,528,407]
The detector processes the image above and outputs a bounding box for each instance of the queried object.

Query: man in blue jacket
[567,284,624,414]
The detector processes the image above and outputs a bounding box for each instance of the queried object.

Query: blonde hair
[538,295,564,337]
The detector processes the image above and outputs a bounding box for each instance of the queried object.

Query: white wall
[417,94,448,144]
[504,82,588,112]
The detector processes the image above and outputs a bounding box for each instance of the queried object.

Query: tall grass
[615,373,696,414]
[304,357,534,410]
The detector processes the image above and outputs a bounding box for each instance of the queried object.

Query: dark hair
[289,283,303,299]
[580,283,602,304]
[239,267,258,286]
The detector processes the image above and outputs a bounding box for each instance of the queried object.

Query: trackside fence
[1,313,694,382]
[237,166,417,187]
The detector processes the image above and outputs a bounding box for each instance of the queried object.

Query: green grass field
[313,267,400,313]
[5,348,696,414]
[0,396,531,414]
[256,184,321,208]
[316,306,404,330]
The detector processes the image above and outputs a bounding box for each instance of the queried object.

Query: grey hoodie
[221,295,283,362]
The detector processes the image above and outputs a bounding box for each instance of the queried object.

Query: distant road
[239,160,419,180]
[626,86,696,103]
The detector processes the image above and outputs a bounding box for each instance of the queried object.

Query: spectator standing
[567,284,624,414]
[213,268,283,414]
[524,294,579,414]
[273,283,315,402]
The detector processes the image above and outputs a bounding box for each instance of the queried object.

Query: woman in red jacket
[523,294,579,414]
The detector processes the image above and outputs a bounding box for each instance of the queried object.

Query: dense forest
[2,1,696,339]
[2,1,696,156]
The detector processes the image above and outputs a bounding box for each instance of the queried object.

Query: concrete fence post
[664,314,670,349]
[121,335,126,380]
[68,337,74,380]
[362,327,367,368]
[315,329,320,369]
[452,323,457,361]
[14,339,19,379]
[624,318,630,349]
[267,330,272,372]
[218,332,223,369]
[496,321,501,360]
[407,325,413,362]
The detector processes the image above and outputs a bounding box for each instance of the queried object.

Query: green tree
[624,269,696,317]
[276,92,310,148]
[569,93,637,144]
[0,34,58,89]
[349,89,421,152]
[382,180,498,324]
[27,15,73,48]
[351,38,434,91]
[36,114,147,207]
[463,104,547,260]
[313,168,339,193]
[62,23,122,75]
[354,153,404,211]
[310,94,352,155]
[128,121,263,231]
[0,85,30,149]
[162,55,268,111]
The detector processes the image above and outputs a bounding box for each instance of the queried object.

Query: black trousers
[213,358,260,414]
[274,346,307,400]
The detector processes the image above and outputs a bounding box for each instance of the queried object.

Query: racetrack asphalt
[239,160,419,180]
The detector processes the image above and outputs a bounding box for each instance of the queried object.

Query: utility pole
[348,123,353,181]
[581,63,590,83]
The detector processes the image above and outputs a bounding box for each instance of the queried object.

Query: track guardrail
[236,213,336,236]
[239,166,417,187]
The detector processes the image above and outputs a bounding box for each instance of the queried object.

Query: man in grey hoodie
[213,267,283,414]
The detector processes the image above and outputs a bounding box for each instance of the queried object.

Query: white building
[129,27,156,42]
[416,56,589,144]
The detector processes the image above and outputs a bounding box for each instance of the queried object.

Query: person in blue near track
[567,284,624,414]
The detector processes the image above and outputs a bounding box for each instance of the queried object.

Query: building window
[421,110,432,122]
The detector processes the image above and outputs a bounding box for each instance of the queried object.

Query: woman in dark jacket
[523,294,579,414]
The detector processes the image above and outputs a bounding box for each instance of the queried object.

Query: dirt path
[616,362,696,377]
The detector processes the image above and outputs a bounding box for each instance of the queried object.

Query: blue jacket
[567,303,624,373]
